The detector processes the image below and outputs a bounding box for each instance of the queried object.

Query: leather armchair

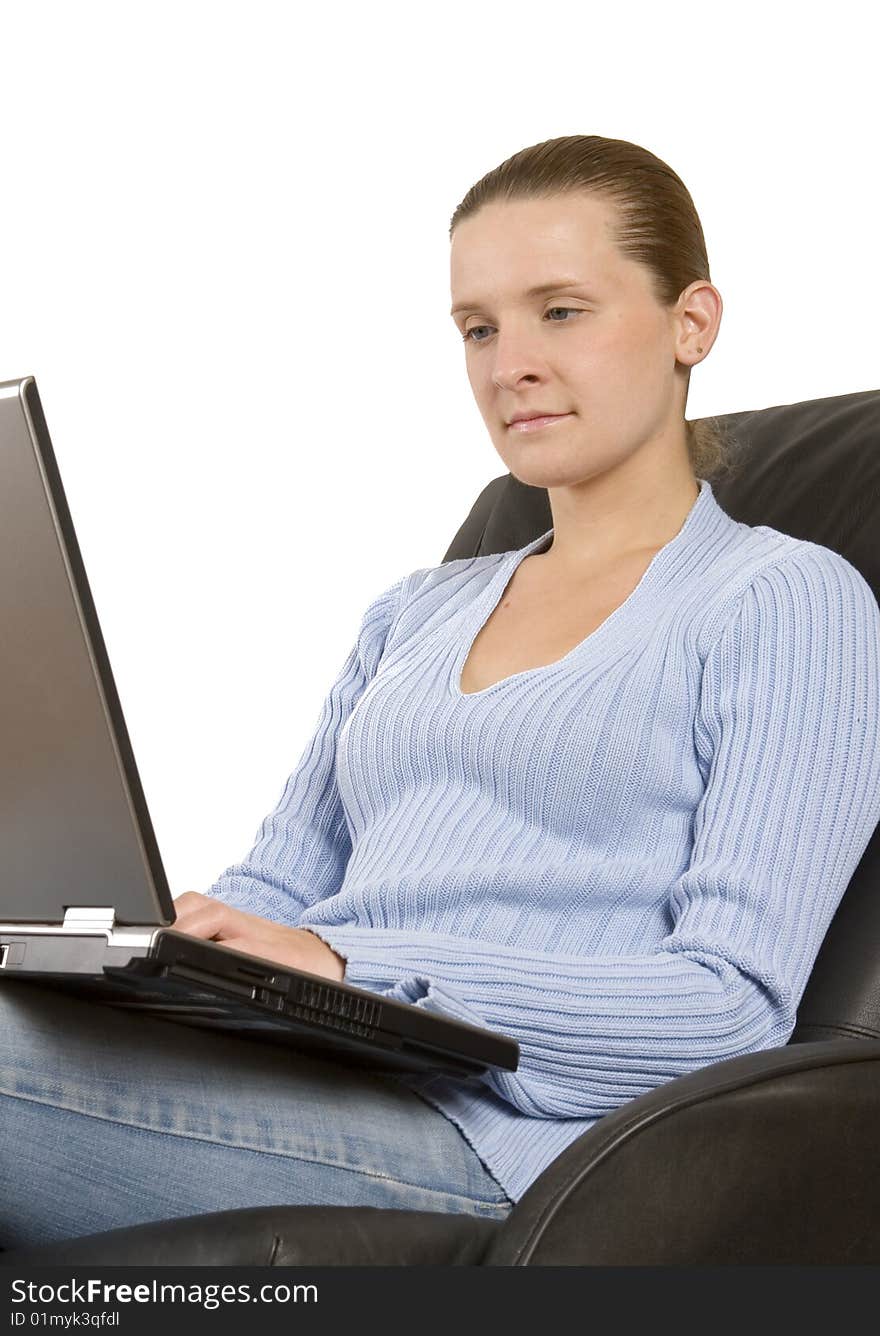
[5,387,880,1266]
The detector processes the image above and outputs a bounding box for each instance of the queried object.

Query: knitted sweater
[204,478,880,1204]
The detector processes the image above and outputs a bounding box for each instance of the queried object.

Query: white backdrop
[1,0,876,896]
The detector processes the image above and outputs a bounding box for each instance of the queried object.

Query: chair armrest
[484,1037,880,1265]
[0,1205,501,1267]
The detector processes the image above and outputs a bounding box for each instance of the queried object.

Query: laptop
[0,375,519,1083]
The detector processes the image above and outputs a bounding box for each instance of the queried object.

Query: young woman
[3,135,879,1249]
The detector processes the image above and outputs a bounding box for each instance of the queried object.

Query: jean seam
[0,1087,510,1214]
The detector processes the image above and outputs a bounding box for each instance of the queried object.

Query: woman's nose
[488,334,548,386]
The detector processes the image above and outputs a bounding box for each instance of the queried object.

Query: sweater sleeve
[306,549,880,1119]
[201,572,410,925]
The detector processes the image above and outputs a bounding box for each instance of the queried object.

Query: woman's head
[449,135,734,493]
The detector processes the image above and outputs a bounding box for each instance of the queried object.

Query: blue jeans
[0,980,514,1250]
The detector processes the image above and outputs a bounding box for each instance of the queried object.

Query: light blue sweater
[205,478,880,1203]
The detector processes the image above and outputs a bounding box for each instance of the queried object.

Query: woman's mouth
[508,413,574,433]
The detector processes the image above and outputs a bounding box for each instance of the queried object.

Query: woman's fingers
[172,892,246,939]
[170,898,345,979]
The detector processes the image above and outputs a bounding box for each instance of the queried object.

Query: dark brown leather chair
[5,388,880,1265]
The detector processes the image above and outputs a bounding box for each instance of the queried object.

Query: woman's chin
[502,453,601,490]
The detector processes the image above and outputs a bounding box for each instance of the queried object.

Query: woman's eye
[461,307,583,344]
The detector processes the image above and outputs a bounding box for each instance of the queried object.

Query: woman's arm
[306,549,880,1119]
[197,569,413,926]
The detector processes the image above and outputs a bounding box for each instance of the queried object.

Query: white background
[1,0,877,895]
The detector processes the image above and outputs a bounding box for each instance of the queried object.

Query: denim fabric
[0,981,514,1250]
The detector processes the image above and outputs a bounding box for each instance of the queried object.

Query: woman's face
[449,192,714,491]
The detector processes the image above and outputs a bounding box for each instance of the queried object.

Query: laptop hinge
[0,908,159,950]
[63,906,116,932]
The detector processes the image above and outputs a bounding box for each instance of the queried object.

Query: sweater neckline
[450,478,716,700]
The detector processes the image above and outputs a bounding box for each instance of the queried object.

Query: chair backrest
[442,388,880,1045]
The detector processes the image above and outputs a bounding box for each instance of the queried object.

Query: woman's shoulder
[705,520,879,660]
[399,548,507,600]
[745,522,874,604]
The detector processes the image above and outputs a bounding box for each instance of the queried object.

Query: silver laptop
[0,375,519,1082]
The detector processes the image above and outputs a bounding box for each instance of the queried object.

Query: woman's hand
[171,891,347,983]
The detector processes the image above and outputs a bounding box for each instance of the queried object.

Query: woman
[3,134,879,1248]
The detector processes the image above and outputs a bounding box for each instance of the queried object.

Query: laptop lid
[0,376,172,934]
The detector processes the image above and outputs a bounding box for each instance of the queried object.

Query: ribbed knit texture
[205,479,880,1203]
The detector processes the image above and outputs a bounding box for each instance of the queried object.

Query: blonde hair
[450,134,739,483]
